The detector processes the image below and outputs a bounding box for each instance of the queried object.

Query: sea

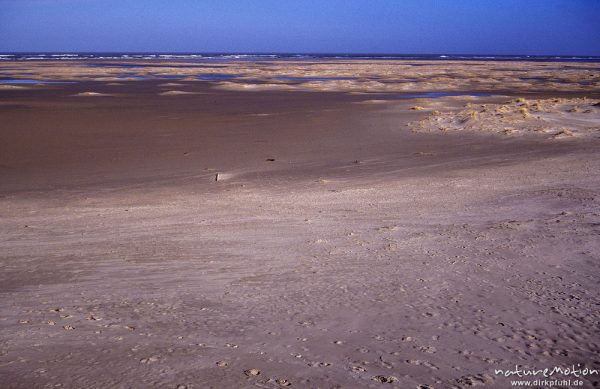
[1,53,600,62]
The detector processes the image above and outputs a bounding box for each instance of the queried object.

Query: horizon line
[1,51,600,58]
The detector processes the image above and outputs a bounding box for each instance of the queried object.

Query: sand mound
[0,85,28,90]
[355,99,392,104]
[159,83,185,87]
[551,128,575,139]
[73,92,112,97]
[214,82,296,91]
[159,90,198,96]
[410,98,600,139]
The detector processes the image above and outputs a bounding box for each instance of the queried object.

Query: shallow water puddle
[0,79,75,84]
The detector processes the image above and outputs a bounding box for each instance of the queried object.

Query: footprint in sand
[373,375,398,383]
[308,361,331,367]
[455,374,493,387]
[274,378,292,387]
[379,360,394,369]
[407,359,438,370]
[418,346,437,354]
[244,368,261,377]
[140,356,159,364]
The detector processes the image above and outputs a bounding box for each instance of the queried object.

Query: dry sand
[410,97,600,139]
[0,61,599,388]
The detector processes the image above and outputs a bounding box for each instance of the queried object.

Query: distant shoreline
[2,52,600,62]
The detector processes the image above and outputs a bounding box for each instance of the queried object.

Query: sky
[1,0,599,55]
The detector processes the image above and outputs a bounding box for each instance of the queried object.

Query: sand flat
[0,60,599,388]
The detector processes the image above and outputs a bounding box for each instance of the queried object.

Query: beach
[1,59,599,388]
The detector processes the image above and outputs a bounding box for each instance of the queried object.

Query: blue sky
[1,0,599,55]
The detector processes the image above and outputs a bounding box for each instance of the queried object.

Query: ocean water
[1,53,599,62]
[197,74,237,80]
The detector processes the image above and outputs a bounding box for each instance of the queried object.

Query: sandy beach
[1,60,599,388]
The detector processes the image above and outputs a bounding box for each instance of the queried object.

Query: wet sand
[1,61,599,388]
